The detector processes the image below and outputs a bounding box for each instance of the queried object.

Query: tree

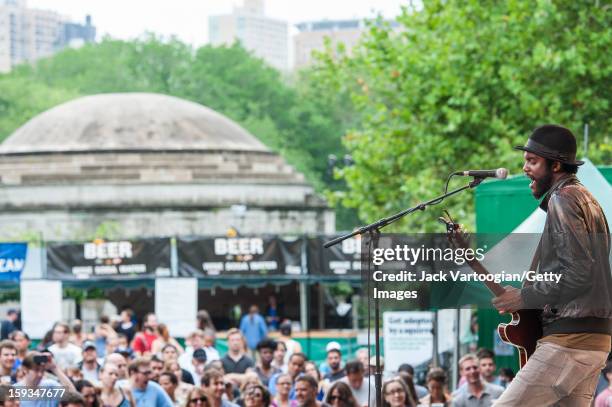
[314,1,611,231]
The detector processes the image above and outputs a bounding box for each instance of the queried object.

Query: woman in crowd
[185,387,210,407]
[151,323,184,355]
[324,382,359,407]
[244,384,271,407]
[271,373,296,407]
[397,371,419,405]
[235,373,263,407]
[271,341,287,372]
[99,363,134,407]
[304,361,325,400]
[166,360,195,404]
[382,378,416,407]
[418,368,451,406]
[75,379,100,407]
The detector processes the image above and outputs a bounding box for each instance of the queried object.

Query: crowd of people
[0,306,609,407]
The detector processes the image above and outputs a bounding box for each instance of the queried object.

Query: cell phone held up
[33,354,49,365]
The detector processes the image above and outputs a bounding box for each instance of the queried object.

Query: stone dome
[0,93,269,154]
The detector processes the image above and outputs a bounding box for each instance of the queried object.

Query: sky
[27,0,408,46]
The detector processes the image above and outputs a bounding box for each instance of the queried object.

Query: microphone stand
[324,177,484,407]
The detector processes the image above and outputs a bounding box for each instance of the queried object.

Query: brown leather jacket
[521,174,612,336]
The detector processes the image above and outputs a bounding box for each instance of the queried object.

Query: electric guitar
[440,212,542,368]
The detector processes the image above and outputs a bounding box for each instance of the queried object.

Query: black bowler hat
[515,124,584,166]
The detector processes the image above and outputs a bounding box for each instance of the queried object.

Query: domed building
[0,93,334,239]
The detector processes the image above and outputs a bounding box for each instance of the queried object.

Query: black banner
[47,238,171,280]
[178,237,302,277]
[307,236,361,276]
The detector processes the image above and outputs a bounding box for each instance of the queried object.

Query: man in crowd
[48,322,82,370]
[0,340,16,384]
[150,355,165,383]
[354,348,369,373]
[0,309,18,340]
[322,343,345,383]
[186,348,207,385]
[476,349,503,387]
[78,341,101,385]
[16,352,76,407]
[340,360,374,407]
[221,328,254,374]
[452,354,503,407]
[254,338,280,386]
[132,313,158,356]
[239,305,268,356]
[128,357,173,407]
[202,368,239,407]
[203,329,221,361]
[295,375,323,407]
[158,371,180,406]
[269,352,307,397]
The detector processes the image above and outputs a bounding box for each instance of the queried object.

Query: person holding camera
[15,351,77,407]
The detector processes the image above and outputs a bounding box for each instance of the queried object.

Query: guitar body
[497,309,542,368]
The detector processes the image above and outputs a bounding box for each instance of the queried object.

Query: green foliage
[313,1,611,232]
[0,36,355,228]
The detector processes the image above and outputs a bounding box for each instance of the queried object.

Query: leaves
[311,0,611,232]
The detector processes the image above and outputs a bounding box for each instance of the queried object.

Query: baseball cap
[82,341,96,351]
[193,348,207,362]
[326,341,341,353]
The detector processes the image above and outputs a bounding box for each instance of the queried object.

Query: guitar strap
[523,236,543,288]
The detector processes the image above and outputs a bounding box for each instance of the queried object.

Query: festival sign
[0,242,27,281]
[47,238,171,280]
[177,236,302,277]
[307,236,361,276]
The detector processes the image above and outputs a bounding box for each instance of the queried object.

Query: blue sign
[0,243,27,281]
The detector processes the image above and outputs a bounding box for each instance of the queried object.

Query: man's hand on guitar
[492,286,524,314]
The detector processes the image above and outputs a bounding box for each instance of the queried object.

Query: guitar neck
[467,260,505,296]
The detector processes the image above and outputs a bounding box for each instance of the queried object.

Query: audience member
[0,310,18,340]
[0,340,17,384]
[201,369,239,407]
[74,379,99,407]
[595,360,612,407]
[418,367,451,406]
[339,360,373,407]
[451,354,503,407]
[48,323,82,370]
[322,343,345,383]
[78,341,101,385]
[132,313,159,357]
[239,306,268,356]
[99,362,134,407]
[382,378,416,407]
[272,373,297,407]
[221,329,254,375]
[294,375,325,407]
[254,338,280,386]
[128,357,173,407]
[324,381,359,407]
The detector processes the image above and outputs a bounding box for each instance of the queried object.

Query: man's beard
[532,168,554,199]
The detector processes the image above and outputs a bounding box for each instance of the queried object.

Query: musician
[492,125,612,406]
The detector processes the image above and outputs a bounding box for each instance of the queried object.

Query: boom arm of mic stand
[324,177,482,248]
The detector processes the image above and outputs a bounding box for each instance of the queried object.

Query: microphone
[454,168,508,179]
